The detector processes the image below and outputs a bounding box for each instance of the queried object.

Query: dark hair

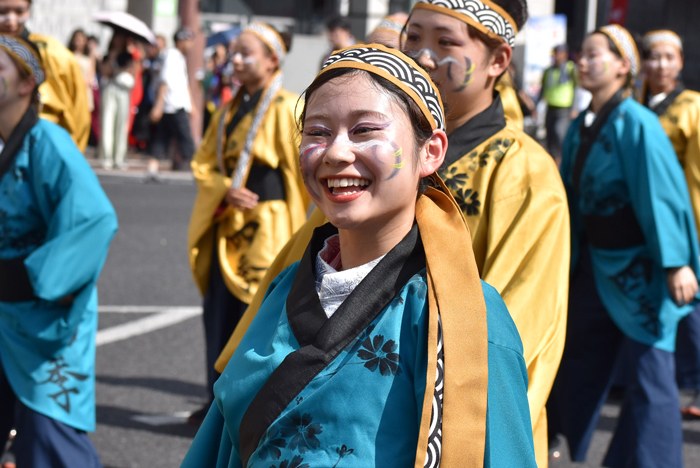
[298,68,434,164]
[116,51,133,68]
[326,16,352,32]
[466,0,528,52]
[87,35,98,44]
[68,28,87,54]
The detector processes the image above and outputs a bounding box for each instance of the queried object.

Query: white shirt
[159,48,191,114]
[648,92,668,111]
[314,235,385,318]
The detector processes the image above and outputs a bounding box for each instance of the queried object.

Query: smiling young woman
[641,30,700,421]
[180,43,537,468]
[549,25,700,468]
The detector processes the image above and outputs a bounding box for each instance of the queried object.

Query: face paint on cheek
[243,57,259,70]
[299,143,326,201]
[0,77,10,100]
[452,57,475,92]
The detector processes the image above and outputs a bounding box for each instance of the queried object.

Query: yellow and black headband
[644,29,682,54]
[0,35,44,85]
[319,43,446,131]
[244,22,287,65]
[413,0,518,47]
[598,24,640,77]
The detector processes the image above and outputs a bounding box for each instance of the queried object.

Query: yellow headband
[318,43,446,131]
[372,14,407,36]
[413,0,517,47]
[644,29,682,53]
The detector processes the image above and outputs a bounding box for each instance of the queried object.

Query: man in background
[321,16,355,67]
[149,27,197,173]
[539,44,576,164]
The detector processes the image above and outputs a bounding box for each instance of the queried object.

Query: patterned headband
[644,30,683,53]
[413,0,517,47]
[244,22,287,65]
[319,44,446,131]
[372,15,407,36]
[0,35,44,85]
[598,24,640,77]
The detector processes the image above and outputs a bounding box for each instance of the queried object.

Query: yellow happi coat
[655,88,700,236]
[187,85,309,303]
[215,96,569,467]
[495,71,524,130]
[30,33,91,151]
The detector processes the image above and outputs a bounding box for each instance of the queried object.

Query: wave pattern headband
[244,22,287,65]
[320,44,446,131]
[413,0,517,47]
[0,35,44,85]
[373,15,406,36]
[598,24,640,77]
[644,30,683,53]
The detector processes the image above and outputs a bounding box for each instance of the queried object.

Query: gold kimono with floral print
[188,87,309,304]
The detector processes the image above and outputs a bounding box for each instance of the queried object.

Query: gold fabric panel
[658,89,700,237]
[438,123,570,468]
[30,33,91,151]
[496,73,524,130]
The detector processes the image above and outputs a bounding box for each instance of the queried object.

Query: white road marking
[99,305,200,313]
[130,412,191,426]
[96,307,202,347]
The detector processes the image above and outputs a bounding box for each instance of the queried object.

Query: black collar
[225,88,263,137]
[0,106,39,182]
[572,88,625,191]
[238,222,425,467]
[647,83,685,117]
[442,93,507,168]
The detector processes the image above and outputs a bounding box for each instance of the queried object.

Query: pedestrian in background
[0,33,117,468]
[68,28,95,114]
[0,0,90,151]
[149,27,197,173]
[539,44,576,164]
[320,16,354,67]
[99,51,135,170]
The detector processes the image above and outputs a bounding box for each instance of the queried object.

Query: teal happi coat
[181,224,536,468]
[561,93,700,352]
[0,113,117,431]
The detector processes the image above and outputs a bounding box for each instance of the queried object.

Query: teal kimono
[181,224,536,467]
[0,111,117,432]
[560,93,700,352]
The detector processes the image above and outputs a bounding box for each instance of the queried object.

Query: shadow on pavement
[96,375,206,399]
[97,405,200,438]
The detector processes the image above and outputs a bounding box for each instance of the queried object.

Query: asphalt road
[89,172,700,467]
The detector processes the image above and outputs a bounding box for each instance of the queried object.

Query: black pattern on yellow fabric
[656,89,700,237]
[438,119,569,468]
[188,85,309,303]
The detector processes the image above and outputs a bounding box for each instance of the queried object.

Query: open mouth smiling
[323,177,371,198]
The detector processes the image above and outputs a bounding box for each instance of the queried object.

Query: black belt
[0,256,36,302]
[582,204,646,250]
[245,165,285,202]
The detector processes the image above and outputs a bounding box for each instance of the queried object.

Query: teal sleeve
[483,343,537,467]
[180,403,239,468]
[482,282,536,467]
[25,124,118,301]
[618,103,700,272]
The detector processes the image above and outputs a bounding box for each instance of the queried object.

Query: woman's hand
[667,266,699,306]
[224,187,259,211]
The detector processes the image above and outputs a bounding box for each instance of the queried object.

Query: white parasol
[93,11,157,45]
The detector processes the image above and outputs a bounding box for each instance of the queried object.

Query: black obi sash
[572,90,646,250]
[0,106,40,302]
[238,223,426,466]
